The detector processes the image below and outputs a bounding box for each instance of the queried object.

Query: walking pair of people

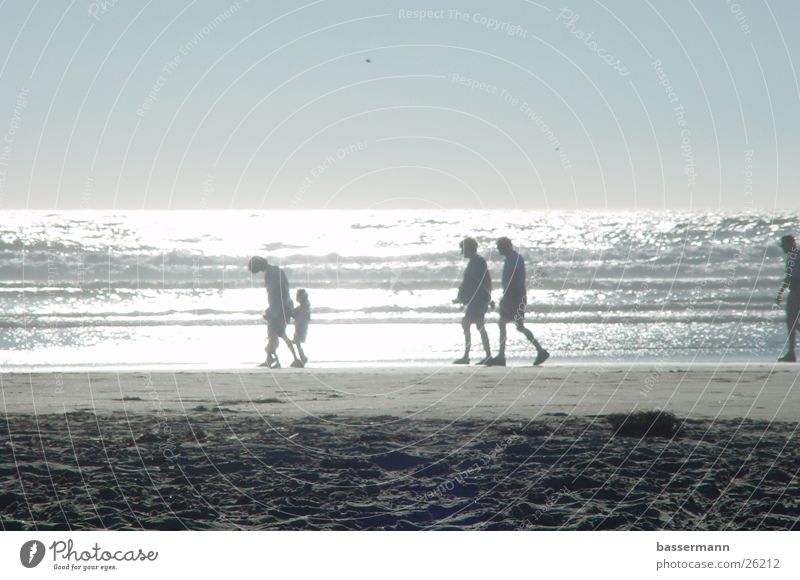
[453,237,549,366]
[247,256,310,368]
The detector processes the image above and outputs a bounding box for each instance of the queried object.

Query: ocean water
[0,210,795,370]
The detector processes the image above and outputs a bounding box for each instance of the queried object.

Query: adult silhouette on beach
[776,235,799,362]
[452,237,493,365]
[486,237,549,366]
[247,256,300,368]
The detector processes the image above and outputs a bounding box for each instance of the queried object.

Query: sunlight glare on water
[0,210,795,368]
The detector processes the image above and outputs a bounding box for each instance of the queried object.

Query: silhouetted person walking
[777,235,799,362]
[247,256,300,368]
[487,237,549,366]
[291,289,311,367]
[453,237,493,365]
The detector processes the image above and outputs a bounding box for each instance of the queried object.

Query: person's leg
[486,300,508,367]
[295,342,307,364]
[265,334,280,367]
[484,320,506,366]
[786,293,799,358]
[454,318,471,363]
[491,298,512,364]
[497,321,507,358]
[282,334,300,362]
[515,320,549,365]
[475,321,491,364]
[515,320,543,352]
[259,343,272,367]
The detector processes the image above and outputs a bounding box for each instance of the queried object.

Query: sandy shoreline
[1,363,799,421]
[2,365,799,531]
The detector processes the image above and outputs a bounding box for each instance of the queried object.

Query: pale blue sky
[0,0,798,209]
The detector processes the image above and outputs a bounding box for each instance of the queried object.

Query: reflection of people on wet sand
[452,237,493,365]
[486,237,549,366]
[776,235,799,363]
[247,256,301,368]
[291,289,311,368]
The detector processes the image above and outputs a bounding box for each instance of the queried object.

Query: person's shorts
[462,301,489,326]
[499,294,526,323]
[266,307,290,339]
[267,318,287,339]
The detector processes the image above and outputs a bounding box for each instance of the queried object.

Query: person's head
[780,235,796,254]
[296,288,308,304]
[460,237,478,258]
[247,256,268,273]
[496,236,513,256]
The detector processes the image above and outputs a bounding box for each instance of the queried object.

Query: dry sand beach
[1,364,799,530]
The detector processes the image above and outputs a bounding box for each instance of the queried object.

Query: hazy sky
[0,0,798,210]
